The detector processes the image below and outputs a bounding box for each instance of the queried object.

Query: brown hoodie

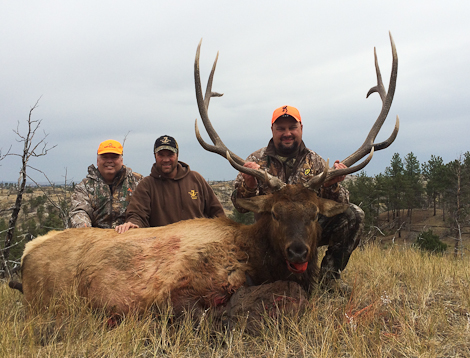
[126,161,225,227]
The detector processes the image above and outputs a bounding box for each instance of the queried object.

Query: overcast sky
[1,1,469,184]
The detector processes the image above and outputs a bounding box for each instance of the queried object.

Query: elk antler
[306,32,399,190]
[194,39,286,191]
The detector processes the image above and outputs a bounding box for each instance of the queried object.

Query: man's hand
[115,222,139,234]
[324,160,347,187]
[241,162,260,189]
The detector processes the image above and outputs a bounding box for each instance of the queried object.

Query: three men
[69,139,143,229]
[231,105,364,289]
[115,135,225,233]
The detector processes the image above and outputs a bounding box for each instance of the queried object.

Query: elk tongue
[287,261,308,274]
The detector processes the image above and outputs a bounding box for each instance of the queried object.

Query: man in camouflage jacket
[231,105,364,290]
[69,140,143,229]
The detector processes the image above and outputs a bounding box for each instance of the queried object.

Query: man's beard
[276,139,300,156]
[157,162,177,177]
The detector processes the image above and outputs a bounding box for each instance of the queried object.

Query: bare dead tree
[0,146,12,163]
[454,218,462,259]
[391,221,407,244]
[359,225,386,247]
[0,232,28,276]
[122,130,131,150]
[453,155,463,258]
[1,98,56,278]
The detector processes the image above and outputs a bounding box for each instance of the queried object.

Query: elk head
[237,184,348,273]
[194,34,399,273]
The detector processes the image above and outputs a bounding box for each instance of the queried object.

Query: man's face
[97,153,123,182]
[155,149,178,178]
[271,116,303,156]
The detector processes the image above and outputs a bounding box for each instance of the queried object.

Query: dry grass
[1,244,470,357]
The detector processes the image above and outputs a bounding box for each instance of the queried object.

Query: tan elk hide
[21,220,248,314]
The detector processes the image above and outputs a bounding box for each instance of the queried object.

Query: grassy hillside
[1,244,469,357]
[374,208,469,253]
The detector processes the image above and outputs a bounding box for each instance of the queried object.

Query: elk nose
[287,243,308,262]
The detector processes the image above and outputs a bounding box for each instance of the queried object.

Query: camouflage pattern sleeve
[132,172,143,184]
[231,172,258,214]
[230,149,265,213]
[320,183,350,204]
[69,180,93,228]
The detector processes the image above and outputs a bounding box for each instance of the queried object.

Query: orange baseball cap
[97,139,123,155]
[271,105,302,124]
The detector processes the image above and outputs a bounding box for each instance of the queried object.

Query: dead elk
[15,187,347,316]
[10,34,398,319]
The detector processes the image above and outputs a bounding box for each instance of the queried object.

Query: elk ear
[317,198,349,217]
[235,196,271,214]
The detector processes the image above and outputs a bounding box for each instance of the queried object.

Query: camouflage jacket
[231,140,349,213]
[69,165,143,228]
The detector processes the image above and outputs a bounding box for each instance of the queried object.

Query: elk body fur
[19,185,346,315]
[21,219,247,314]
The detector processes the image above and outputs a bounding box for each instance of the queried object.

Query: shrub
[414,229,447,254]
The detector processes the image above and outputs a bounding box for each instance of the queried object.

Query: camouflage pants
[318,203,364,281]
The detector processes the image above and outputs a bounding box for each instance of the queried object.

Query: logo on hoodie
[188,190,198,200]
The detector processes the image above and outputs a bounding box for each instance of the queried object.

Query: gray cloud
[1,1,469,184]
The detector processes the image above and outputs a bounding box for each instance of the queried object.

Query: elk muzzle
[285,241,310,274]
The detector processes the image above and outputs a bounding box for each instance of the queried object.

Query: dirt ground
[375,208,469,250]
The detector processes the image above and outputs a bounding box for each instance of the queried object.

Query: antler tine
[366,47,386,102]
[194,39,245,166]
[203,50,223,111]
[305,149,374,191]
[327,148,374,181]
[304,159,330,189]
[341,32,398,169]
[371,115,399,151]
[226,152,286,191]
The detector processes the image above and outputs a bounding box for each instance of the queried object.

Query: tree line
[344,151,470,254]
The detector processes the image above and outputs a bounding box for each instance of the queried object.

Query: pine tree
[384,153,404,220]
[422,155,446,216]
[228,209,255,225]
[345,171,377,229]
[403,152,423,223]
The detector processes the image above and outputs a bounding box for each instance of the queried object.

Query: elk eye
[271,212,278,221]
